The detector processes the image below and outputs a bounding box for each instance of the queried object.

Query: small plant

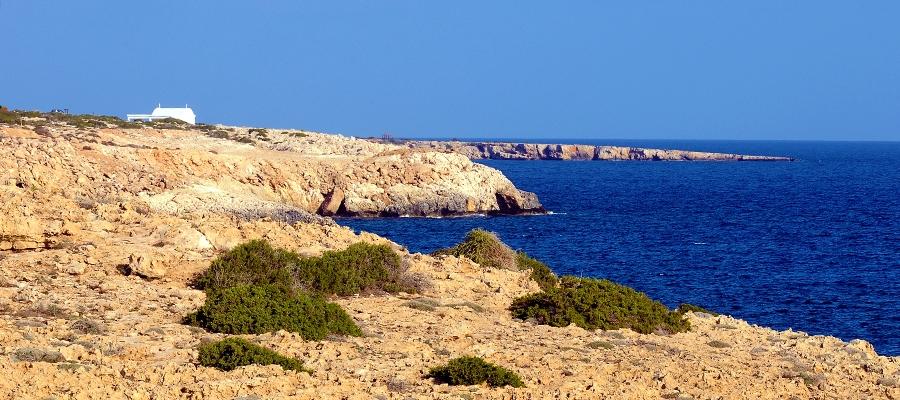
[509,276,690,334]
[676,303,719,316]
[707,340,731,348]
[17,303,71,319]
[586,341,615,350]
[248,128,268,135]
[427,356,524,388]
[197,337,312,373]
[404,300,437,312]
[446,301,485,313]
[289,131,308,138]
[57,361,91,372]
[183,284,361,340]
[69,318,105,335]
[14,348,66,363]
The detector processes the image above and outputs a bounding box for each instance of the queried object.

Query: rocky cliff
[0,125,544,223]
[410,140,796,161]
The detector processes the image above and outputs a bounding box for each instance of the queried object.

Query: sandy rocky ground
[0,122,898,399]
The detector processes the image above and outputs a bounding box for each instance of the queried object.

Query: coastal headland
[0,115,896,399]
[409,140,796,161]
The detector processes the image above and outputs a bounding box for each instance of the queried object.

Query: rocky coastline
[0,118,897,399]
[409,140,796,161]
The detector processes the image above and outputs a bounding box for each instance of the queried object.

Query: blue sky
[1,1,898,141]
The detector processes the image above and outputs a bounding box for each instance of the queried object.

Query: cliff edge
[410,140,796,161]
[0,124,544,222]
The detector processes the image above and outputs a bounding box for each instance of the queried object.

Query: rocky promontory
[410,140,796,161]
[0,124,543,221]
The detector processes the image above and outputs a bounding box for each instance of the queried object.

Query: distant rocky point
[409,140,796,161]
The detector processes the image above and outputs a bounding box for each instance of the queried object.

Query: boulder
[129,252,168,279]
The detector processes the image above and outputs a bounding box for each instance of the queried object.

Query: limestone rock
[129,251,169,279]
[409,140,796,161]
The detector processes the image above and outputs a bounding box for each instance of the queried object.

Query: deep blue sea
[338,140,900,356]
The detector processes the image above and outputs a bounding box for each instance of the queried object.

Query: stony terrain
[410,141,795,161]
[0,121,898,399]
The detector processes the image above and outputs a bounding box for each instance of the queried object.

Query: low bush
[509,276,690,334]
[516,252,558,290]
[427,356,524,388]
[193,239,296,292]
[586,340,615,350]
[194,240,416,296]
[184,284,360,340]
[14,348,66,363]
[432,229,517,270]
[69,318,105,335]
[198,337,312,373]
[434,229,559,289]
[0,110,21,125]
[293,242,416,295]
[676,303,719,316]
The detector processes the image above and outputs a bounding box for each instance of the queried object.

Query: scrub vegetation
[509,276,691,334]
[197,337,312,373]
[433,229,558,290]
[427,356,525,388]
[185,239,419,339]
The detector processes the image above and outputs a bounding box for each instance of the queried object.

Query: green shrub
[509,276,690,334]
[198,337,312,373]
[434,230,558,289]
[676,303,719,316]
[195,240,416,296]
[248,128,268,135]
[293,242,416,295]
[193,239,296,292]
[427,356,524,388]
[183,284,361,340]
[0,110,21,125]
[516,252,558,290]
[432,229,517,270]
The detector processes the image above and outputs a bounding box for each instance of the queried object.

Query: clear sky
[1,1,898,141]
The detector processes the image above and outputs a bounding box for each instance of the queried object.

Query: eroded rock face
[410,140,796,161]
[0,126,544,219]
[328,150,544,217]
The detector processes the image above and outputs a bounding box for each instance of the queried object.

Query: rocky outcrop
[0,125,544,219]
[410,140,796,161]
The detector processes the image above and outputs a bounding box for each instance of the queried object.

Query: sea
[338,140,900,356]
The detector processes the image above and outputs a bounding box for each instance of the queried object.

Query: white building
[127,104,196,125]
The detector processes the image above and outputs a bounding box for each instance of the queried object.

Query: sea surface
[338,140,900,356]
